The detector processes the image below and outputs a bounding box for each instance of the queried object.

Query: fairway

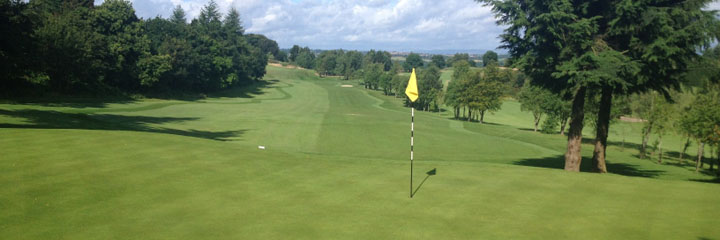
[2,65,719,239]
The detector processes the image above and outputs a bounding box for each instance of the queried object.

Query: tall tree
[480,0,720,172]
[223,7,244,35]
[170,5,186,24]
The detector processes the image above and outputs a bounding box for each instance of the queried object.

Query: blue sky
[102,0,720,52]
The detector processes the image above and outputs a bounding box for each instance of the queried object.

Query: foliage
[480,0,720,171]
[679,87,720,145]
[430,55,446,68]
[294,47,315,69]
[415,65,443,111]
[403,53,424,71]
[447,53,475,67]
[482,50,498,66]
[246,34,284,61]
[0,0,268,96]
[445,62,505,121]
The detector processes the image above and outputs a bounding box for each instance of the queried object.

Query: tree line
[0,0,277,96]
[286,47,511,114]
[481,0,720,174]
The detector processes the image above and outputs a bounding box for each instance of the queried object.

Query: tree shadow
[0,109,245,141]
[514,155,665,178]
[0,97,136,109]
[207,80,277,99]
[1,80,280,108]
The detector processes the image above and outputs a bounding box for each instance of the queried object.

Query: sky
[101,0,720,52]
[100,0,501,52]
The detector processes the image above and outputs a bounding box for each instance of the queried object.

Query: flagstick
[410,102,414,198]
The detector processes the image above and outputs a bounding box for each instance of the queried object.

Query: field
[1,65,719,239]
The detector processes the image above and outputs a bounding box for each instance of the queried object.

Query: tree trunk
[696,141,704,173]
[640,123,653,159]
[560,117,568,136]
[709,146,715,171]
[533,113,542,132]
[591,85,612,173]
[717,147,720,176]
[467,109,472,122]
[480,110,485,124]
[680,138,690,164]
[564,86,587,172]
[657,135,663,164]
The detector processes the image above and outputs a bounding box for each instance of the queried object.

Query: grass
[1,65,719,239]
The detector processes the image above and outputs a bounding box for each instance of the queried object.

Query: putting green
[1,65,718,239]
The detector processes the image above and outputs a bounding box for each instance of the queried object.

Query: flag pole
[410,102,414,198]
[405,68,418,199]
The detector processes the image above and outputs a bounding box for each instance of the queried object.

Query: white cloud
[104,0,504,51]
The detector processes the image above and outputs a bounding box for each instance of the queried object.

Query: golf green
[1,65,718,239]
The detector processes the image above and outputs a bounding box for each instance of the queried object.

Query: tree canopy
[479,0,720,172]
[0,0,269,96]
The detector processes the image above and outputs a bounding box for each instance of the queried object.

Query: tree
[170,5,186,24]
[379,72,393,95]
[473,64,505,123]
[679,89,720,173]
[480,0,720,172]
[431,55,446,68]
[294,47,315,69]
[1,0,271,96]
[223,7,244,35]
[447,53,475,67]
[518,84,554,132]
[630,92,673,160]
[362,63,383,90]
[482,50,498,67]
[445,61,471,119]
[416,65,443,111]
[403,53,423,71]
[289,45,301,62]
[0,0,37,93]
[246,34,281,62]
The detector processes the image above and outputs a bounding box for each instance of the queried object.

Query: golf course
[1,65,719,239]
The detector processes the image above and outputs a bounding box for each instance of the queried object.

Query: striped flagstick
[410,104,415,198]
[405,68,419,198]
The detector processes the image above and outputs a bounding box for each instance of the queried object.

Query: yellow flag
[405,68,419,102]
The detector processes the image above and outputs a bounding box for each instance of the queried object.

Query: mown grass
[1,65,719,239]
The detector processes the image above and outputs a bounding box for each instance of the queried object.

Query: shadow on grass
[0,109,244,141]
[411,168,436,198]
[1,80,280,108]
[0,96,137,109]
[514,155,665,178]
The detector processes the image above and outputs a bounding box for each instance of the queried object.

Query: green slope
[1,65,718,239]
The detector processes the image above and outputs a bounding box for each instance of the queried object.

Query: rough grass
[1,65,719,239]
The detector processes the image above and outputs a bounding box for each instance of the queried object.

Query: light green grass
[1,65,719,239]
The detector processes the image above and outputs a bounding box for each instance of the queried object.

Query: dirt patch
[268,63,304,69]
[341,85,353,88]
[620,116,647,123]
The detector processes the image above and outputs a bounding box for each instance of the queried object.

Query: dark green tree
[403,53,424,71]
[480,0,720,172]
[170,5,186,24]
[482,50,498,67]
[431,55,446,68]
[416,65,443,111]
